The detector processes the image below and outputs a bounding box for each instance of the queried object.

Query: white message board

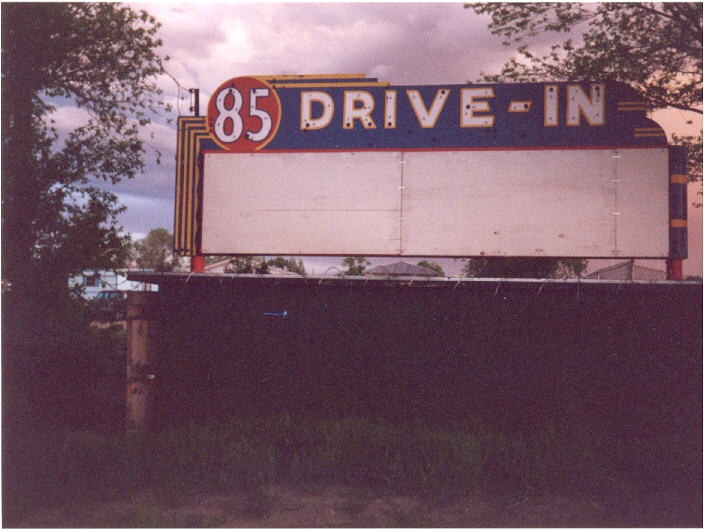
[201,147,669,258]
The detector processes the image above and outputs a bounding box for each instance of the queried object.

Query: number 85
[212,87,272,144]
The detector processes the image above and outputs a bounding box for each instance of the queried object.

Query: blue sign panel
[204,74,666,152]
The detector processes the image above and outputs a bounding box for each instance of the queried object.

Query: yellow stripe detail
[189,132,211,256]
[185,127,196,253]
[635,133,666,138]
[271,81,390,88]
[618,100,646,105]
[670,219,687,228]
[187,127,200,252]
[174,117,208,255]
[618,106,646,111]
[193,132,210,253]
[670,174,689,184]
[179,120,197,252]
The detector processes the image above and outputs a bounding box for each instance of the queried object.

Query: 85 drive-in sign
[174,74,685,261]
[204,74,664,151]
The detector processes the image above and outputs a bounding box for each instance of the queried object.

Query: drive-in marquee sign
[174,74,686,260]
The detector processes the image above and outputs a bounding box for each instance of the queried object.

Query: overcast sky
[56,2,702,276]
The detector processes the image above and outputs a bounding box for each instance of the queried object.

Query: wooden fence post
[126,291,159,429]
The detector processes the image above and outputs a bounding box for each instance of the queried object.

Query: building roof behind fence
[367,261,440,277]
[583,261,666,281]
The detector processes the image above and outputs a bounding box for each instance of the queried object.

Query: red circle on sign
[206,76,281,152]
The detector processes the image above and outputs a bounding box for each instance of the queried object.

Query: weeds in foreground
[241,485,276,519]
[48,417,691,500]
[6,416,700,526]
[95,503,225,528]
[389,508,435,528]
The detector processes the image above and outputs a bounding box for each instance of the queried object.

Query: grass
[387,506,434,528]
[94,503,225,528]
[4,415,701,526]
[20,418,690,498]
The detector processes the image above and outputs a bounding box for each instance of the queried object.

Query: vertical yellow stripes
[175,117,208,256]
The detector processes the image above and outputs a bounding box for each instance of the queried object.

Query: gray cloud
[116,193,174,237]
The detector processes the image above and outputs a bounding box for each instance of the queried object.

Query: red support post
[191,255,205,273]
[666,259,683,281]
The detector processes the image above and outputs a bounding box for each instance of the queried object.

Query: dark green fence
[153,279,702,437]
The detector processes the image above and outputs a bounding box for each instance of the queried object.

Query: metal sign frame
[174,74,686,267]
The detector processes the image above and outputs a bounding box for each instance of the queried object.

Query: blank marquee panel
[202,151,403,255]
[402,148,669,257]
[201,147,669,258]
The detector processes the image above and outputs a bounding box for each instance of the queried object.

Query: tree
[340,256,370,276]
[133,228,180,272]
[267,257,289,270]
[467,3,701,114]
[466,2,703,195]
[2,5,167,514]
[283,257,306,276]
[1,2,166,448]
[267,256,307,276]
[225,256,263,274]
[463,257,587,279]
[2,3,167,292]
[222,256,307,275]
[417,260,445,277]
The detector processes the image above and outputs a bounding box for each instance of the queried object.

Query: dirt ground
[19,484,620,527]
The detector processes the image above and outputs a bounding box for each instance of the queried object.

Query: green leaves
[468,3,702,114]
[133,228,179,272]
[2,3,167,284]
[463,257,588,279]
[341,256,371,276]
